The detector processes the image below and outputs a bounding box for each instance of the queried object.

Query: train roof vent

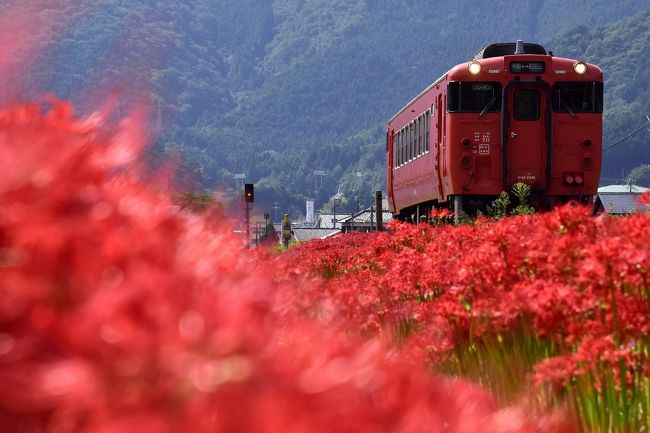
[473,42,547,60]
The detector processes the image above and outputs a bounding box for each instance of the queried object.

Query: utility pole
[375,190,384,232]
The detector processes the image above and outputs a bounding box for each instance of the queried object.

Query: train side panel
[387,82,445,214]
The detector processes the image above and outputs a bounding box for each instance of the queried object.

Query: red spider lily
[429,208,453,219]
[286,204,650,390]
[0,100,575,433]
[639,191,650,205]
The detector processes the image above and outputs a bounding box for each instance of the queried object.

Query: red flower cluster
[286,205,650,384]
[0,101,575,433]
[639,192,650,205]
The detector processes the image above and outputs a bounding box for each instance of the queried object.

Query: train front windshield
[552,82,604,113]
[447,82,502,113]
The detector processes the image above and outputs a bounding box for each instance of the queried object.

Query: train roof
[473,42,547,60]
[388,41,557,125]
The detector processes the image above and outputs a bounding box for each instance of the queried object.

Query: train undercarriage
[394,193,595,223]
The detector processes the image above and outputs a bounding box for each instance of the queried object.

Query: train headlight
[573,61,587,75]
[468,61,482,75]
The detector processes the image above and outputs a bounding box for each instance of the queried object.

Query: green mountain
[19,1,650,216]
[548,9,650,185]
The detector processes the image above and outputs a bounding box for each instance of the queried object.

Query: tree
[626,164,650,187]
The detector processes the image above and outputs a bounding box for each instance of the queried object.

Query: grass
[437,330,649,433]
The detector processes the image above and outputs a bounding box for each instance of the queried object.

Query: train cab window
[447,82,502,113]
[552,82,603,113]
[513,89,540,121]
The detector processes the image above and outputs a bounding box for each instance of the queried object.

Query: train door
[504,85,548,189]
[435,94,444,200]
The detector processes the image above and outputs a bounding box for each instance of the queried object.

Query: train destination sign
[509,61,545,74]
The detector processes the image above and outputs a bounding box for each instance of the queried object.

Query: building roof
[596,194,648,215]
[339,209,393,225]
[315,213,351,229]
[598,184,650,194]
[292,228,340,242]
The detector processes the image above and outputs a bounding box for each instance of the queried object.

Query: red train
[386,41,603,220]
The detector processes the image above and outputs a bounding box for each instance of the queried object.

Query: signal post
[244,183,254,246]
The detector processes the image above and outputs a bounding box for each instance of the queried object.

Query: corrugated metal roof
[339,210,393,224]
[596,193,649,214]
[598,184,650,193]
[292,228,340,242]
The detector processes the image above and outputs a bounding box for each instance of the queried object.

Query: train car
[386,40,603,220]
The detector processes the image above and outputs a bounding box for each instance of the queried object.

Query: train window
[447,82,502,113]
[409,122,414,161]
[404,123,412,162]
[401,129,404,166]
[413,117,420,159]
[402,129,408,165]
[401,129,405,166]
[413,119,417,158]
[412,122,416,160]
[418,116,422,156]
[402,125,409,165]
[420,115,424,156]
[404,126,407,163]
[415,118,419,157]
[413,121,417,159]
[394,131,397,168]
[402,129,409,165]
[425,110,430,152]
[394,131,399,168]
[398,130,403,166]
[401,130,404,166]
[514,89,540,121]
[402,126,409,165]
[412,121,416,159]
[552,82,603,113]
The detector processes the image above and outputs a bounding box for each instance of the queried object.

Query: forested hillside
[549,9,650,185]
[11,0,650,216]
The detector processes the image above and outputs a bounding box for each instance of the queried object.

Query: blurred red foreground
[0,100,579,433]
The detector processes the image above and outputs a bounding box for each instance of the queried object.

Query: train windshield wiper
[478,96,496,119]
[559,95,577,119]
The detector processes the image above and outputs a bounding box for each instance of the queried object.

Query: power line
[603,115,650,152]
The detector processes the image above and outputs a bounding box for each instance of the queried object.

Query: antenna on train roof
[514,40,525,54]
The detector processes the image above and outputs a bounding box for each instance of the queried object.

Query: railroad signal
[244,183,254,203]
